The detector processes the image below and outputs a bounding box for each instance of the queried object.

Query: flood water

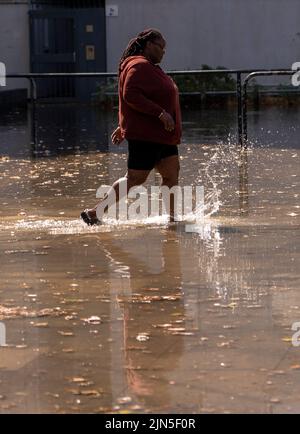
[0,105,299,413]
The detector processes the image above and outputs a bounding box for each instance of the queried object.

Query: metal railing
[3,69,296,148]
[242,70,294,145]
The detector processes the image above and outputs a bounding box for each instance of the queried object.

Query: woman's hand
[159,111,175,132]
[111,126,124,145]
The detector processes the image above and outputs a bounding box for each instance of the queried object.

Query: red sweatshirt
[118,56,182,145]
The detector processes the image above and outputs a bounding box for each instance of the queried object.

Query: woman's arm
[111,126,124,145]
[122,63,174,130]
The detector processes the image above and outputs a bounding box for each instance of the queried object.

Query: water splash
[0,140,255,235]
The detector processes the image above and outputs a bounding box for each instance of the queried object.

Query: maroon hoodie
[118,55,182,145]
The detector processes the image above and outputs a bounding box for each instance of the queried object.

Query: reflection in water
[1,105,300,159]
[29,103,38,153]
[0,104,113,158]
[238,149,249,216]
[99,233,184,409]
[0,105,299,413]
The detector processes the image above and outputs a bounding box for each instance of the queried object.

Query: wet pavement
[0,106,299,413]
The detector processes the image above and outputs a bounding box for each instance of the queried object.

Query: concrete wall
[0,2,30,93]
[1,0,299,94]
[105,0,300,74]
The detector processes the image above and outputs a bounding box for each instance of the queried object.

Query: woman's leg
[155,155,180,221]
[85,169,151,220]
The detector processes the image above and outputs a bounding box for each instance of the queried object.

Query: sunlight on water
[0,105,300,413]
[0,141,233,237]
[3,184,222,240]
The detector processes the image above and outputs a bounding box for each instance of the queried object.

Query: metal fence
[242,70,294,144]
[4,68,295,148]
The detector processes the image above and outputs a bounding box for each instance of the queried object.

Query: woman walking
[81,28,182,225]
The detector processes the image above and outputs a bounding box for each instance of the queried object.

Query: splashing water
[0,139,252,236]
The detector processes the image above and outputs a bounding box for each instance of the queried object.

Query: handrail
[4,70,245,147]
[242,70,294,147]
[2,69,297,147]
[6,68,286,77]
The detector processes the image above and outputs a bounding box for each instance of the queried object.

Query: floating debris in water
[0,305,64,320]
[270,398,281,404]
[68,389,102,397]
[117,293,182,304]
[117,396,132,405]
[69,377,86,383]
[136,333,150,342]
[290,365,300,370]
[152,323,172,328]
[33,322,49,328]
[82,316,101,325]
[57,331,74,337]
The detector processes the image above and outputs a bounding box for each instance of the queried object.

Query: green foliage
[92,77,118,104]
[173,64,236,93]
[92,65,237,105]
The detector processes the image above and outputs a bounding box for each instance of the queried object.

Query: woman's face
[144,37,166,64]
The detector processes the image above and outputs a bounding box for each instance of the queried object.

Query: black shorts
[127,139,179,170]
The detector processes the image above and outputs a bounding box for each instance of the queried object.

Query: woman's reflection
[101,229,184,409]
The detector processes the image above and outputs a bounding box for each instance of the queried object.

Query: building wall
[1,0,300,94]
[105,0,300,73]
[0,1,30,92]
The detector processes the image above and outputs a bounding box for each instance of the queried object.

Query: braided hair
[118,28,163,74]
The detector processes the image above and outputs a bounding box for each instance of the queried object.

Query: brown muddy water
[0,106,299,414]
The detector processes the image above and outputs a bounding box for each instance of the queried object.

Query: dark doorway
[29,1,106,100]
